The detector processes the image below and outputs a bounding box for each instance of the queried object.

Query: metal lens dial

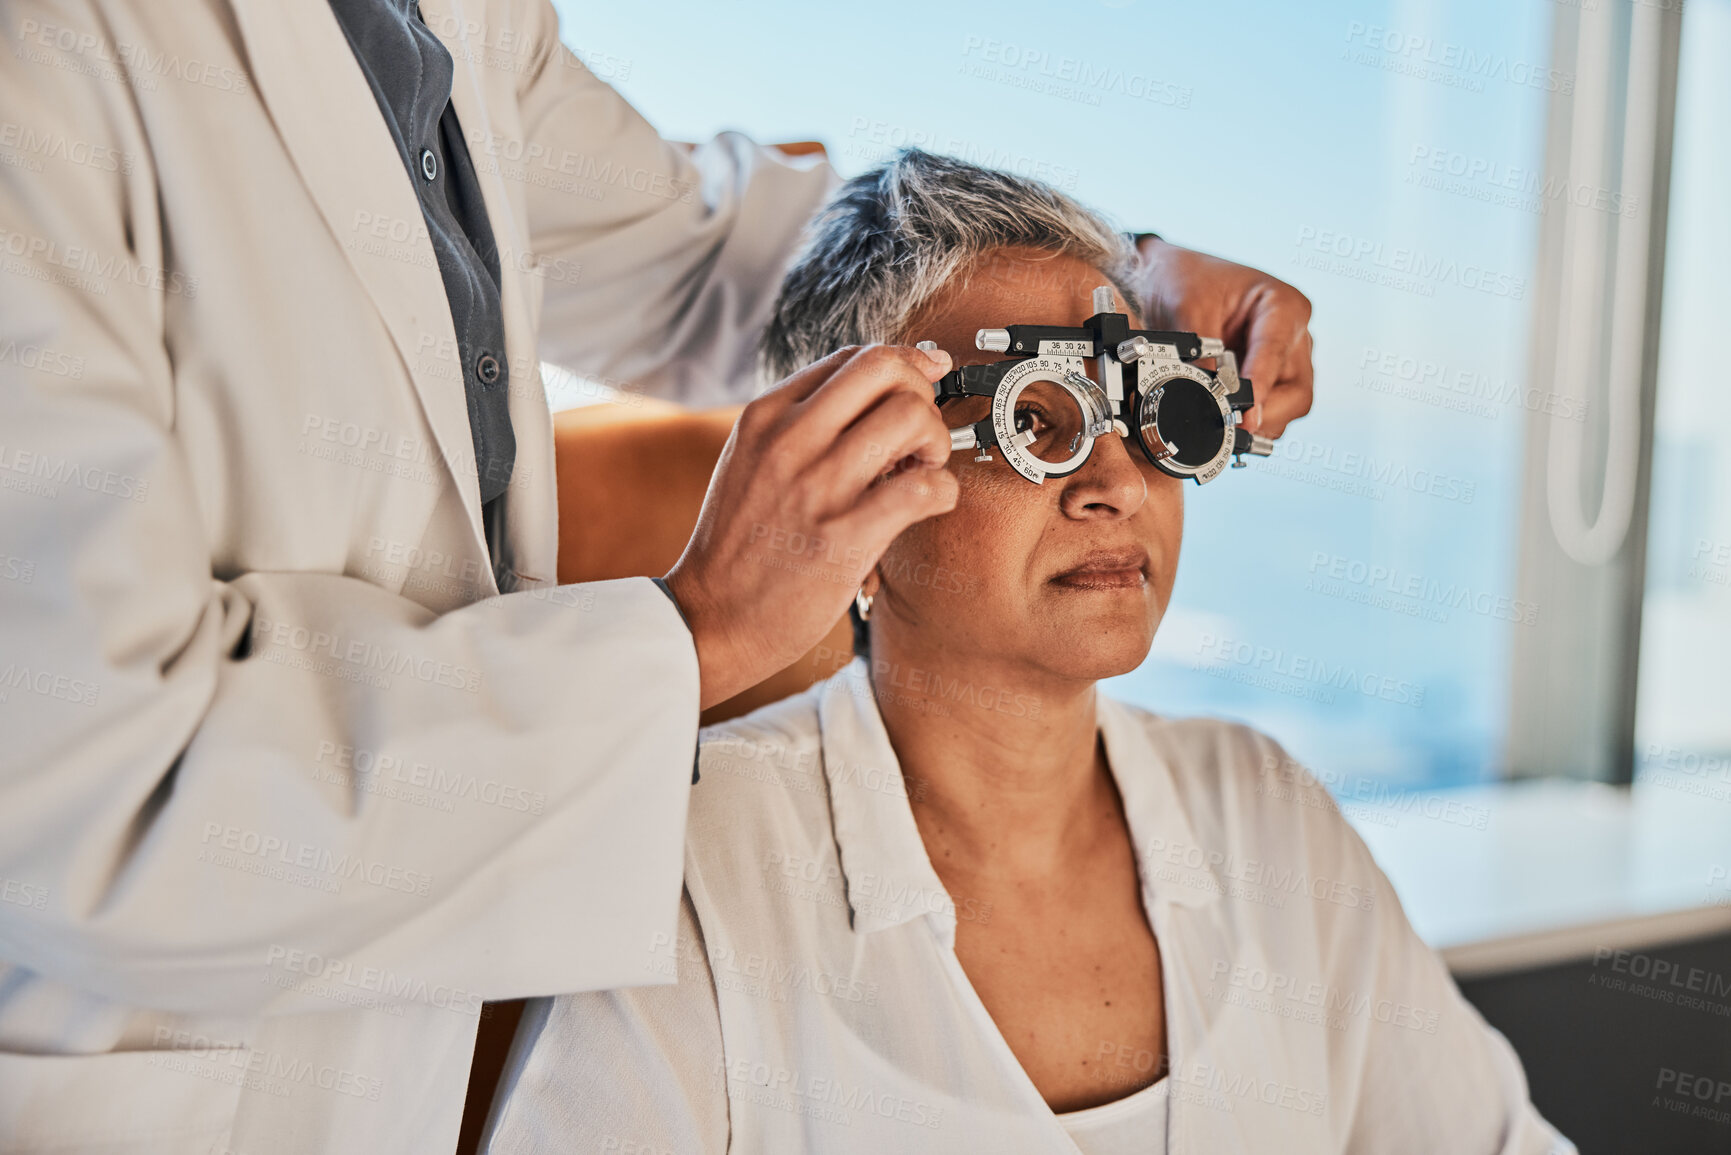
[1013,379,1090,464]
[991,358,1101,483]
[1134,366,1235,483]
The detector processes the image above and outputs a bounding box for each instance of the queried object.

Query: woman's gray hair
[761,149,1142,380]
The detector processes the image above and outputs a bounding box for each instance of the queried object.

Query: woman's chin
[1030,631,1156,684]
[1097,643,1156,681]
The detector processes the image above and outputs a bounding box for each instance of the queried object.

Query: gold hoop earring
[854,589,873,621]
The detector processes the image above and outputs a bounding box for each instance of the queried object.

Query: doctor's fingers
[775,344,954,467]
[757,345,860,408]
[1245,326,1315,439]
[823,465,959,573]
[799,388,957,517]
[1237,286,1314,436]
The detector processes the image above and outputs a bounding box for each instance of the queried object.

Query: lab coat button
[420,148,438,181]
[476,354,501,385]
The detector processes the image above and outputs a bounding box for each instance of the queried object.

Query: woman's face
[866,249,1184,683]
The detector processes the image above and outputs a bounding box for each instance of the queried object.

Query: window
[554,0,1608,792]
[1634,0,1731,797]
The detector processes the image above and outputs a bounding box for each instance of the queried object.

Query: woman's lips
[1049,548,1151,590]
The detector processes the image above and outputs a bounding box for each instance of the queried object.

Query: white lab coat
[0,0,835,1151]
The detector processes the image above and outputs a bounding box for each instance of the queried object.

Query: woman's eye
[1014,405,1051,436]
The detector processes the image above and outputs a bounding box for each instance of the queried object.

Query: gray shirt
[331,0,698,777]
[327,0,515,556]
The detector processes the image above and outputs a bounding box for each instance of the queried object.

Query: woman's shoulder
[688,686,835,853]
[1100,697,1372,883]
[683,687,865,971]
[1104,696,1329,796]
[697,688,825,774]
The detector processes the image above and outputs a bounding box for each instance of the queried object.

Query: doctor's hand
[664,345,960,710]
[1135,236,1315,438]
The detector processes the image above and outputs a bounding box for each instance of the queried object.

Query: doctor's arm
[506,0,839,407]
[0,31,705,1016]
[0,12,959,1015]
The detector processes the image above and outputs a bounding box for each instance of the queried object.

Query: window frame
[1505,0,1685,785]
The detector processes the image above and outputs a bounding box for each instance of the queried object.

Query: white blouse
[485,660,1574,1154]
[1059,1077,1168,1154]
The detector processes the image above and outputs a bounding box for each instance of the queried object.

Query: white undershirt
[1055,1078,1169,1155]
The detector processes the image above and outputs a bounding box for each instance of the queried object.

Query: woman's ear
[860,567,883,600]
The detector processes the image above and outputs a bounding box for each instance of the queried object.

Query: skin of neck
[867,616,1122,884]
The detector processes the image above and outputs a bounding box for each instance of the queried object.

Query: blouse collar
[817,658,1220,948]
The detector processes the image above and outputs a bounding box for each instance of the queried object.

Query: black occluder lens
[1151,379,1225,468]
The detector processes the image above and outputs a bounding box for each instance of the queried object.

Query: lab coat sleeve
[483,890,730,1154]
[0,20,699,1016]
[1338,836,1576,1155]
[508,0,841,407]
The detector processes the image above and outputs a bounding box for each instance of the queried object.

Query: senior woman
[482,151,1572,1154]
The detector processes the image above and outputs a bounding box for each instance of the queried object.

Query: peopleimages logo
[1406,144,1638,219]
[864,656,1041,719]
[1341,22,1573,94]
[0,442,148,502]
[264,945,482,1016]
[0,662,99,708]
[0,224,198,298]
[845,118,1081,192]
[14,18,251,95]
[1294,226,1527,301]
[1356,345,1585,423]
[1589,946,1731,1014]
[957,36,1192,109]
[199,823,434,897]
[1193,631,1426,710]
[713,1055,944,1130]
[1170,1060,1329,1117]
[147,1027,383,1102]
[1142,837,1378,911]
[250,616,483,694]
[1653,1067,1731,1126]
[1267,433,1477,505]
[313,741,546,815]
[1207,959,1440,1034]
[1306,551,1539,627]
[0,120,135,174]
[1690,538,1731,588]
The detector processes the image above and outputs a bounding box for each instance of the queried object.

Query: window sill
[1346,777,1731,979]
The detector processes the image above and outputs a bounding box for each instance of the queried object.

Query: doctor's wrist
[660,564,758,712]
[650,576,692,633]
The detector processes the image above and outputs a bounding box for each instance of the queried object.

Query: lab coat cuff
[648,576,702,783]
[454,576,702,998]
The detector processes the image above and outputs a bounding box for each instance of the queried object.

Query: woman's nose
[1058,432,1148,519]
